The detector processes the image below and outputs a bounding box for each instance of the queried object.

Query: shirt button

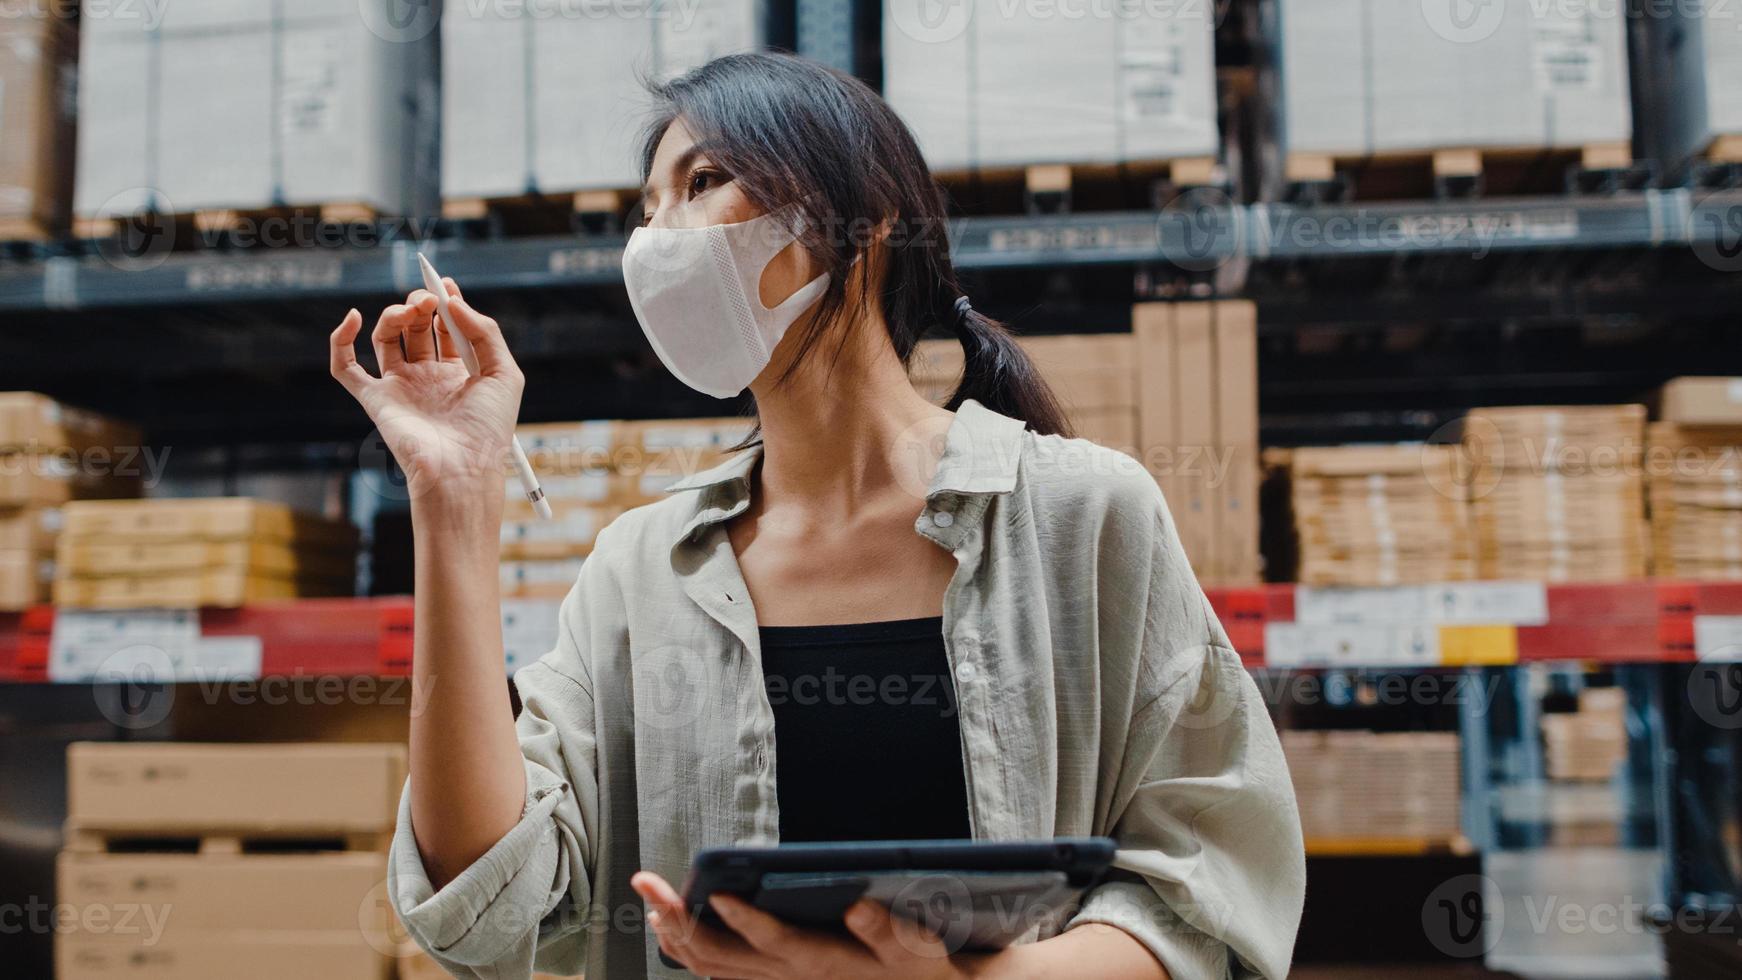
[954,662,976,682]
[931,511,955,529]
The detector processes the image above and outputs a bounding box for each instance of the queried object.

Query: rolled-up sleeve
[388,581,602,979]
[1067,495,1305,980]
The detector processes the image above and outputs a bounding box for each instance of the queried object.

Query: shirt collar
[663,400,1028,546]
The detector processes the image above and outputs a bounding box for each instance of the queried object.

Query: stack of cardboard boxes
[1649,377,1742,579]
[53,499,359,607]
[1135,301,1261,586]
[1465,405,1649,581]
[1282,444,1476,586]
[1542,687,1628,783]
[0,11,76,239]
[0,393,141,609]
[57,742,405,980]
[1282,730,1463,846]
[502,417,750,597]
[911,301,1260,585]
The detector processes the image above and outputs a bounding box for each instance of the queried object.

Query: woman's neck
[749,320,953,517]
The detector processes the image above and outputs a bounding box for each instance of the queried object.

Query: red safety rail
[1517,582,1666,664]
[13,582,1741,682]
[1205,586,1271,666]
[201,597,416,677]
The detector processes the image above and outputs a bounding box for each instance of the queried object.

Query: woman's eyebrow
[640,143,721,199]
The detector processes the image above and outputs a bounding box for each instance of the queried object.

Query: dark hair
[639,52,1072,437]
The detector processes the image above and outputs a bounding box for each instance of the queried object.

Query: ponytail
[945,295,1073,438]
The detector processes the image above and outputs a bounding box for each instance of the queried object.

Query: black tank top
[758,616,972,842]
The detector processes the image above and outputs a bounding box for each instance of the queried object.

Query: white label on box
[190,636,264,680]
[280,32,342,137]
[1296,581,1547,626]
[50,609,199,682]
[1264,622,1439,668]
[1294,586,1429,625]
[1533,17,1603,93]
[1729,380,1742,404]
[1694,616,1742,662]
[1424,582,1550,626]
[501,597,563,675]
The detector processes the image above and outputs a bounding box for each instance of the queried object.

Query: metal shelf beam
[0,190,1722,313]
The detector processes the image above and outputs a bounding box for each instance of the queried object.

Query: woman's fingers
[443,286,520,381]
[401,290,439,362]
[328,309,373,397]
[370,305,409,373]
[846,901,949,965]
[632,874,766,978]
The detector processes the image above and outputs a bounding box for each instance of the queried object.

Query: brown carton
[1660,377,1742,426]
[57,936,392,980]
[1171,302,1218,579]
[0,18,75,239]
[1213,301,1260,583]
[57,851,390,936]
[0,392,139,455]
[66,742,406,835]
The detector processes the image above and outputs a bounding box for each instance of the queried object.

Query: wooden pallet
[1304,835,1476,858]
[74,202,385,248]
[442,189,633,234]
[0,215,56,243]
[936,158,1222,215]
[1286,141,1636,200]
[64,822,390,855]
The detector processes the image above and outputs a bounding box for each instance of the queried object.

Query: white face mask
[621,208,830,399]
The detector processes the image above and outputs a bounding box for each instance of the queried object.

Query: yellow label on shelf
[1438,625,1519,666]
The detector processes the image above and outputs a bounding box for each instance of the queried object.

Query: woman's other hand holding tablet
[631,871,998,979]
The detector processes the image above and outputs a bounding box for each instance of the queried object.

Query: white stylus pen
[417,252,552,520]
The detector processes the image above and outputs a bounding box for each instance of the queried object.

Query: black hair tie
[953,295,974,333]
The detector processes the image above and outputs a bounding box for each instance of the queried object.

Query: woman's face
[640,118,817,312]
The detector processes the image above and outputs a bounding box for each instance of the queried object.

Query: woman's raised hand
[329,280,525,503]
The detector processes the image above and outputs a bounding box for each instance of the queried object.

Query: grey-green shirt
[389,401,1305,980]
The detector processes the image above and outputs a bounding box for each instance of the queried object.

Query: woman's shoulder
[1016,428,1169,524]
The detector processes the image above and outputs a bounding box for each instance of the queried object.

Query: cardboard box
[0,452,140,507]
[1213,301,1260,583]
[0,392,140,454]
[0,16,76,237]
[1661,377,1742,426]
[886,0,1217,170]
[66,742,405,834]
[59,498,358,550]
[58,851,390,937]
[0,549,53,609]
[1171,301,1218,578]
[58,936,393,980]
[0,503,60,553]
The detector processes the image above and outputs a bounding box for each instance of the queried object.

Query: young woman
[329,53,1303,980]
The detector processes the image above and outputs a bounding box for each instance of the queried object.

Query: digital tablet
[669,838,1116,961]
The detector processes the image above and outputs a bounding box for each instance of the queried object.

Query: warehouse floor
[1488,848,1666,980]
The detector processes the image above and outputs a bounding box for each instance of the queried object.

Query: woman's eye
[689,170,720,197]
